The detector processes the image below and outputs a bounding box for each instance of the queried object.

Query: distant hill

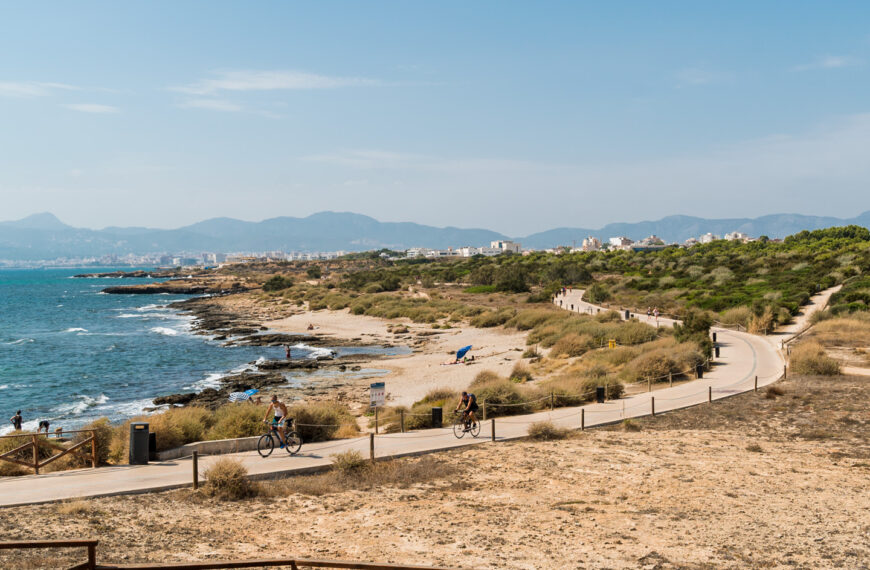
[0,210,868,261]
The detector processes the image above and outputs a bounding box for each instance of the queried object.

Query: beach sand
[263,308,530,406]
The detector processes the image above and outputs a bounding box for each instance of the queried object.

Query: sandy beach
[263,308,529,406]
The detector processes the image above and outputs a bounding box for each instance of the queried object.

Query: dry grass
[790,341,840,376]
[807,315,870,347]
[55,500,94,516]
[527,421,571,440]
[202,458,255,500]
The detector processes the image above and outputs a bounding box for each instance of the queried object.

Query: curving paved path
[3,288,839,508]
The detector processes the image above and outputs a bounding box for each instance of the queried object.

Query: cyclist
[455,391,479,431]
[263,395,290,448]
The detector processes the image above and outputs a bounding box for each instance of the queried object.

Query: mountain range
[1,210,869,261]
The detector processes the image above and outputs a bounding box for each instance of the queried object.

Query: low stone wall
[155,436,261,461]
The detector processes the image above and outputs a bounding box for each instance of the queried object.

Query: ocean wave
[5,338,34,345]
[64,327,88,333]
[292,343,337,359]
[0,385,7,390]
[150,327,179,336]
[53,393,110,417]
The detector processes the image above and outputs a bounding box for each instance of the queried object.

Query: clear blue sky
[1,1,868,235]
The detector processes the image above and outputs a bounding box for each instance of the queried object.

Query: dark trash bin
[596,386,605,403]
[624,310,630,320]
[715,346,720,358]
[129,422,150,465]
[696,364,704,379]
[712,332,717,342]
[431,407,443,428]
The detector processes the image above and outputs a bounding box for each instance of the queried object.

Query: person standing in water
[9,410,22,431]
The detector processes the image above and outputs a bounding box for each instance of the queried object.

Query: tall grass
[790,341,840,376]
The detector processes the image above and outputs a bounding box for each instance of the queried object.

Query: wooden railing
[0,429,96,474]
[0,540,459,570]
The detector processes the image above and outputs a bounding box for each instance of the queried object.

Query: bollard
[651,397,655,417]
[712,331,717,343]
[754,375,758,392]
[669,372,673,387]
[374,407,379,434]
[490,418,495,442]
[400,409,405,433]
[369,433,375,463]
[784,365,787,379]
[192,451,199,490]
[581,408,585,430]
[715,346,720,358]
[708,386,712,404]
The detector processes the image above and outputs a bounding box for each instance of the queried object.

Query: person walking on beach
[9,410,22,431]
[284,344,291,359]
[38,420,50,434]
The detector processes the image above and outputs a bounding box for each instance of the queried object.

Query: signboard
[370,382,385,408]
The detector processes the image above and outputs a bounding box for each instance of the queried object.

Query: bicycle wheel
[469,418,481,438]
[452,416,466,439]
[284,431,302,455]
[257,434,274,457]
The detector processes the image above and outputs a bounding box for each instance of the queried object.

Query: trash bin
[431,407,443,428]
[624,310,630,320]
[712,332,717,342]
[696,364,704,379]
[715,346,720,358]
[129,422,150,465]
[595,386,605,403]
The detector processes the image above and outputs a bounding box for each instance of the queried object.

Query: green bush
[790,341,840,375]
[203,458,255,500]
[206,404,261,441]
[263,275,293,291]
[289,402,357,442]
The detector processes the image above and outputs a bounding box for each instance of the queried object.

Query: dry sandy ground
[2,374,867,569]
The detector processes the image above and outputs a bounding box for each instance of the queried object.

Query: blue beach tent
[456,345,472,360]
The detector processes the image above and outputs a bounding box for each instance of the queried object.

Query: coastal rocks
[153,371,288,410]
[75,269,185,279]
[102,284,214,295]
[223,332,324,347]
[255,359,320,371]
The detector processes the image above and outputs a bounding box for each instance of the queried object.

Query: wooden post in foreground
[708,386,712,404]
[192,451,199,490]
[32,435,39,475]
[651,397,655,417]
[581,408,585,431]
[754,375,758,392]
[369,433,375,463]
[784,365,787,380]
[400,410,405,433]
[90,430,97,468]
[87,542,96,570]
[490,419,495,442]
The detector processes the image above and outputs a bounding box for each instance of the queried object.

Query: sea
[0,268,400,434]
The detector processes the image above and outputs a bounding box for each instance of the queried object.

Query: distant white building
[459,246,501,257]
[699,233,720,244]
[638,235,664,246]
[609,236,634,249]
[724,231,750,242]
[581,236,601,252]
[406,247,430,258]
[490,240,522,254]
[684,237,699,247]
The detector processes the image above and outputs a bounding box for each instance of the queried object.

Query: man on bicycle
[263,395,290,448]
[455,391,479,431]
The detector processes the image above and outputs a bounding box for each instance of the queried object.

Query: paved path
[6,288,837,508]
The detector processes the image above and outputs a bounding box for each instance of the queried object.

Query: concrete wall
[155,435,261,461]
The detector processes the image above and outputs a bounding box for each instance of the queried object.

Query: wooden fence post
[669,372,673,387]
[490,419,495,442]
[192,451,199,490]
[32,435,39,475]
[369,433,375,463]
[87,542,96,570]
[651,397,655,417]
[581,408,585,430]
[708,386,712,404]
[90,430,96,468]
[754,375,758,392]
[647,377,651,392]
[784,365,787,379]
[400,410,405,433]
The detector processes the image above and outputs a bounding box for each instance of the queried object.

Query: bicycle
[258,419,302,457]
[452,410,481,439]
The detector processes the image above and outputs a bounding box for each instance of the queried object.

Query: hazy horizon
[2,2,869,234]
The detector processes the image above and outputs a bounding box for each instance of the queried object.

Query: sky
[1,1,869,236]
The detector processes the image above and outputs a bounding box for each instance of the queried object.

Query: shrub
[0,432,33,476]
[206,404,262,441]
[622,419,642,432]
[470,370,502,387]
[263,275,293,291]
[550,333,593,358]
[203,458,254,500]
[403,388,460,429]
[765,385,785,399]
[719,306,752,328]
[789,342,840,376]
[331,450,369,475]
[75,418,114,466]
[470,308,516,328]
[473,378,533,416]
[289,402,357,442]
[509,362,534,383]
[528,421,570,440]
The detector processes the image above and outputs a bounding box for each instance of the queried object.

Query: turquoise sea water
[0,268,400,434]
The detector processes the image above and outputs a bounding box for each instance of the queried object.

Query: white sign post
[370,382,385,408]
